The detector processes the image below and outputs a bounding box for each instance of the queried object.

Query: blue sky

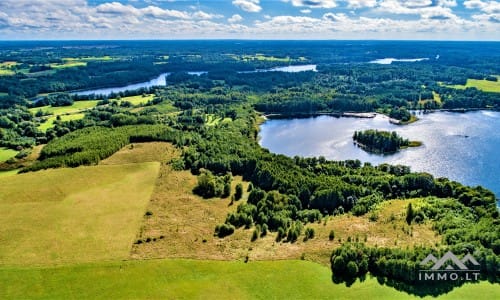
[0,1,499,40]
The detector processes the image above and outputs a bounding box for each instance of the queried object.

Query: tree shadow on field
[331,272,490,298]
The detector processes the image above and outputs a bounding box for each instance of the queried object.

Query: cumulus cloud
[228,14,243,23]
[377,0,459,20]
[232,0,262,13]
[284,0,338,9]
[345,0,378,9]
[0,0,498,40]
[323,12,349,21]
[464,0,500,13]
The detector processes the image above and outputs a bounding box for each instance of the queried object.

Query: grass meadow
[29,100,98,116]
[0,147,18,162]
[448,76,500,93]
[0,162,160,266]
[1,259,497,300]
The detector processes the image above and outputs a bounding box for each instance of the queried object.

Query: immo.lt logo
[419,251,481,281]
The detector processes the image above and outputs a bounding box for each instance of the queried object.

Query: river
[259,111,500,199]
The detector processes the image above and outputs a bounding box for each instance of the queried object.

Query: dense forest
[0,41,499,293]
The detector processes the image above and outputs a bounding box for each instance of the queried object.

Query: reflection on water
[260,111,500,198]
[239,64,317,74]
[369,58,429,64]
[74,72,171,96]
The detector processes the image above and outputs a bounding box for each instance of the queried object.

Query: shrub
[235,183,243,200]
[251,229,259,242]
[214,223,235,238]
[303,227,314,241]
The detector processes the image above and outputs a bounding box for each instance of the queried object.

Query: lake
[238,64,317,74]
[259,111,500,199]
[370,58,430,64]
[74,72,171,96]
[74,71,207,96]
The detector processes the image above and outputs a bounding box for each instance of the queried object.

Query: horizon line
[1,38,500,42]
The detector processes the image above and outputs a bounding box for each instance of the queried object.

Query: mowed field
[0,162,160,266]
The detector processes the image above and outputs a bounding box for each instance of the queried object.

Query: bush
[235,183,243,200]
[304,227,315,241]
[214,223,235,238]
[329,230,335,241]
[251,229,259,242]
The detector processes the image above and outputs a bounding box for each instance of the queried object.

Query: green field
[0,169,19,178]
[0,61,17,76]
[115,94,154,106]
[0,147,18,162]
[49,61,87,69]
[205,114,232,126]
[38,113,85,132]
[0,69,15,76]
[0,162,160,266]
[30,100,98,116]
[1,259,497,299]
[447,76,500,93]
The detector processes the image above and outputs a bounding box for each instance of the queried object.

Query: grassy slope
[0,147,18,162]
[0,162,160,266]
[1,259,497,300]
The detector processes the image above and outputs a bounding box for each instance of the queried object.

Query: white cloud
[142,6,190,19]
[377,0,459,20]
[284,0,338,9]
[228,14,244,23]
[0,0,498,40]
[437,0,457,7]
[464,1,500,13]
[323,12,349,21]
[345,0,377,9]
[192,11,223,20]
[300,9,312,13]
[232,0,262,13]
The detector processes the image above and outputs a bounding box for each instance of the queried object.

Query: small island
[353,129,422,154]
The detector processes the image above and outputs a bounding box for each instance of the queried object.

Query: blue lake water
[74,71,207,96]
[369,58,430,64]
[259,111,500,199]
[238,64,317,74]
[74,72,171,96]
